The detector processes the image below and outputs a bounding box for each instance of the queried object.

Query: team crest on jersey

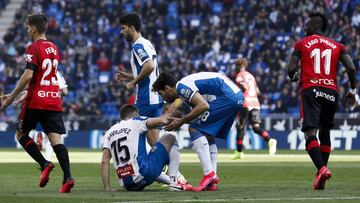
[180,88,192,99]
[25,54,33,62]
[137,48,148,60]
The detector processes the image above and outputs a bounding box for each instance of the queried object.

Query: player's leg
[301,88,330,190]
[318,89,337,167]
[16,109,53,187]
[41,110,74,193]
[249,109,277,155]
[207,136,217,173]
[16,109,49,169]
[233,108,248,159]
[137,103,162,146]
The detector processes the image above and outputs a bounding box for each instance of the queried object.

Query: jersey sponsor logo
[116,164,135,179]
[25,54,33,62]
[314,89,336,102]
[136,48,148,60]
[38,90,61,98]
[309,78,335,86]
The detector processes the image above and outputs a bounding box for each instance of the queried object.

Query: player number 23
[40,58,58,86]
[310,48,331,75]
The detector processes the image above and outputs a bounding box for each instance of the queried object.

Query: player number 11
[310,48,331,75]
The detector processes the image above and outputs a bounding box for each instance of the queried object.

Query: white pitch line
[114,196,360,203]
[0,151,360,163]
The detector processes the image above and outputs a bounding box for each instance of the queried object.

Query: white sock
[193,136,213,175]
[168,144,180,179]
[209,144,218,173]
[156,172,170,185]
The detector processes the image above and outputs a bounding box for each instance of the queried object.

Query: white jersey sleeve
[56,71,68,90]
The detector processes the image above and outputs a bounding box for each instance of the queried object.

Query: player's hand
[289,72,299,82]
[164,117,183,131]
[114,71,131,82]
[125,81,136,90]
[104,188,116,192]
[0,94,15,111]
[345,92,356,110]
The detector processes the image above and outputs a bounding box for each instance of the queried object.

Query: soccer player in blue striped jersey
[153,72,244,191]
[115,13,163,147]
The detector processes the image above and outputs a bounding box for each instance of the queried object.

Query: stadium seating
[0,0,359,121]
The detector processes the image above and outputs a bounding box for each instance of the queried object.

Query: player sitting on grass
[101,104,193,191]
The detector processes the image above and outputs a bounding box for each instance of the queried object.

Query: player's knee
[16,130,26,141]
[189,129,204,142]
[158,133,176,152]
[304,129,318,140]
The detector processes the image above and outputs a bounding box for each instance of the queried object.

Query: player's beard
[125,34,133,42]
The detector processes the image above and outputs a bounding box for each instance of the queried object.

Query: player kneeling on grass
[101,104,193,191]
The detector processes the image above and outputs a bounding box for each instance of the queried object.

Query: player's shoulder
[132,116,148,121]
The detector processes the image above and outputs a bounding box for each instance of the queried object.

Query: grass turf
[0,151,359,203]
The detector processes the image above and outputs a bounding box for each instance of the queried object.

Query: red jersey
[293,34,347,92]
[235,71,260,109]
[24,39,62,111]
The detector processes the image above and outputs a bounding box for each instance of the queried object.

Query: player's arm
[1,69,33,111]
[101,148,113,192]
[287,54,300,82]
[126,60,155,89]
[237,82,248,92]
[340,53,357,109]
[165,92,209,131]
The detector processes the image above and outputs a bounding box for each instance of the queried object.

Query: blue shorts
[190,92,244,139]
[136,103,164,117]
[124,142,169,191]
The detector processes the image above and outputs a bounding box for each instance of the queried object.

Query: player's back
[130,37,162,105]
[236,71,260,109]
[177,72,240,102]
[25,40,62,111]
[102,117,148,186]
[294,34,346,92]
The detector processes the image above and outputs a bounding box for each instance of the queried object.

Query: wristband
[349,88,357,95]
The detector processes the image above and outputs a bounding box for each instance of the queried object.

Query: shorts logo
[314,89,335,102]
[25,54,33,62]
[136,48,148,60]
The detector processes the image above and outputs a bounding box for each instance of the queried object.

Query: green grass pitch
[0,149,360,203]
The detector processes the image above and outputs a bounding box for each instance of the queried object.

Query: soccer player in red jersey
[287,13,357,190]
[232,58,277,160]
[0,14,75,193]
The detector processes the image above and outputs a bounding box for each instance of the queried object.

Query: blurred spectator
[0,0,359,121]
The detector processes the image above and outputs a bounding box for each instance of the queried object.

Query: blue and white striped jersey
[102,116,149,187]
[130,37,162,105]
[176,72,241,103]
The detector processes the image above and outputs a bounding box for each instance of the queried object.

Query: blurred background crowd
[0,0,360,122]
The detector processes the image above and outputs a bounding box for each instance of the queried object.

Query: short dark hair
[152,72,178,91]
[26,13,48,34]
[119,13,141,32]
[120,104,138,120]
[309,12,328,33]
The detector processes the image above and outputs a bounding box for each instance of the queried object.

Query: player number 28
[40,58,58,86]
[199,111,210,122]
[310,48,331,75]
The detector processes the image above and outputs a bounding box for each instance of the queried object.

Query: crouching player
[101,104,192,191]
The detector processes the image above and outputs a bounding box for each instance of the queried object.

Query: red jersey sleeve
[25,45,39,71]
[339,43,347,55]
[292,40,302,57]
